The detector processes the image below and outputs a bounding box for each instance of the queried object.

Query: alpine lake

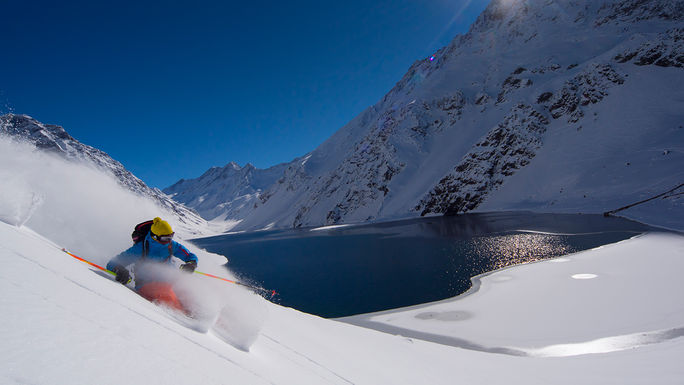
[191,212,660,318]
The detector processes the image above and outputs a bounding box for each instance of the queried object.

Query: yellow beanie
[150,217,173,236]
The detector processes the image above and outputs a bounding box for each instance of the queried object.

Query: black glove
[111,265,131,284]
[180,260,197,274]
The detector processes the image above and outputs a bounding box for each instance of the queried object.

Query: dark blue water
[191,212,657,318]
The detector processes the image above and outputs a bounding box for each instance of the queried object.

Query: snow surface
[2,129,684,384]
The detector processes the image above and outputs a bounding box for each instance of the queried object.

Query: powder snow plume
[0,135,166,260]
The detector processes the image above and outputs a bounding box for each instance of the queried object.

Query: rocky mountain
[174,0,684,231]
[163,161,289,222]
[0,114,209,235]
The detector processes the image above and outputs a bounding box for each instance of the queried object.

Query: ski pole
[61,248,276,298]
[194,270,277,298]
[62,248,116,276]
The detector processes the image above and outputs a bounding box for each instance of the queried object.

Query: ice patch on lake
[571,273,598,279]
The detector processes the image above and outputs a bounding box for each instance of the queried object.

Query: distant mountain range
[163,161,290,223]
[166,0,684,231]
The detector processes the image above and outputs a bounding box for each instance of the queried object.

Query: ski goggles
[152,232,174,243]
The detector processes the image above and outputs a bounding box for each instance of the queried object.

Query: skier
[106,217,198,313]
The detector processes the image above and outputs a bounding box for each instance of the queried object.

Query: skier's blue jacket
[106,233,198,287]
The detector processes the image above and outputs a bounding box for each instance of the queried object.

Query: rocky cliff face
[416,104,550,216]
[615,27,684,67]
[174,0,684,230]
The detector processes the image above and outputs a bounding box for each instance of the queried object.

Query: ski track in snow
[261,334,355,385]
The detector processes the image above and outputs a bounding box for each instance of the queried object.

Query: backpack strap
[142,239,149,259]
[140,238,173,262]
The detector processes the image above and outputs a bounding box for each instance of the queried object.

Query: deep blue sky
[1,0,489,188]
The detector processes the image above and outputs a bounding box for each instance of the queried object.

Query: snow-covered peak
[1,113,75,151]
[468,0,683,36]
[163,160,289,223]
[468,0,535,34]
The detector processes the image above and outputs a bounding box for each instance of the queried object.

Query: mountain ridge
[163,160,291,222]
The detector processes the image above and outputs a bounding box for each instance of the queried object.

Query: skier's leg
[138,282,187,313]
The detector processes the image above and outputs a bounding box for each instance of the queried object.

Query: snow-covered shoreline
[340,232,684,355]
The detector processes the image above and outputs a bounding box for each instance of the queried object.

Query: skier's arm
[172,241,198,264]
[106,242,143,271]
[173,241,198,273]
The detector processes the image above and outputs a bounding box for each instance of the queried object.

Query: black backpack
[132,219,154,244]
